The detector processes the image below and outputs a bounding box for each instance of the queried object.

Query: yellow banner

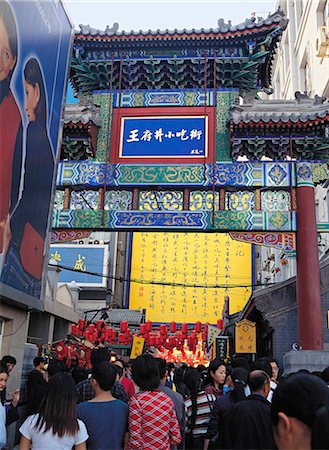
[130,336,145,359]
[235,320,256,354]
[129,232,252,323]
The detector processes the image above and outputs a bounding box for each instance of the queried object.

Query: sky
[63,0,278,32]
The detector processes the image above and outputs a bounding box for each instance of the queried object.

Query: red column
[296,162,323,350]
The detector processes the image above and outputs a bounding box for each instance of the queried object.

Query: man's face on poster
[0,17,16,81]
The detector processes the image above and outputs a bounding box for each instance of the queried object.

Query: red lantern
[149,336,155,346]
[78,319,85,331]
[169,321,176,333]
[146,321,153,332]
[84,331,90,341]
[155,336,161,346]
[160,324,167,335]
[88,324,95,333]
[181,323,188,335]
[195,321,202,333]
[120,321,128,333]
[118,333,125,343]
[140,323,147,335]
[217,319,224,330]
[96,320,103,331]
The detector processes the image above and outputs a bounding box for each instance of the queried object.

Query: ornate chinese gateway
[54,10,329,350]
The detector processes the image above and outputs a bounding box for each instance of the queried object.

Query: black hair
[0,364,8,405]
[35,373,79,437]
[271,372,329,450]
[24,57,47,126]
[1,355,16,366]
[259,356,280,379]
[230,367,249,403]
[47,359,65,378]
[156,358,167,379]
[90,348,110,367]
[131,354,160,391]
[321,366,329,383]
[92,361,117,391]
[183,367,202,434]
[33,356,45,367]
[204,359,226,387]
[71,366,89,385]
[114,364,123,379]
[248,370,270,392]
[230,357,250,370]
[0,1,17,75]
[250,359,272,378]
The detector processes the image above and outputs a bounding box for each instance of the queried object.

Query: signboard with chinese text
[215,336,229,360]
[111,106,215,164]
[235,319,256,353]
[130,336,145,359]
[49,244,108,287]
[129,232,252,323]
[120,116,207,159]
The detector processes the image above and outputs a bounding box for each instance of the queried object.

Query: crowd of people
[1,351,329,449]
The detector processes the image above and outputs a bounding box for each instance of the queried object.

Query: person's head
[71,366,89,385]
[206,359,226,388]
[0,365,8,404]
[0,1,17,82]
[90,347,110,367]
[33,356,45,370]
[259,356,280,382]
[230,357,250,370]
[91,361,117,393]
[271,372,329,450]
[321,366,329,384]
[156,358,168,382]
[183,367,202,394]
[36,372,79,437]
[1,355,16,373]
[131,354,160,391]
[47,359,65,378]
[230,367,249,402]
[248,370,271,397]
[24,57,47,124]
[250,359,272,379]
[114,359,126,379]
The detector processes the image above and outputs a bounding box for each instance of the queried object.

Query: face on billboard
[0,17,16,81]
[0,0,72,306]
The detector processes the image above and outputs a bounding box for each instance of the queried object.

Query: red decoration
[140,323,147,335]
[181,323,188,335]
[120,321,128,333]
[217,319,224,330]
[169,321,176,333]
[195,321,202,333]
[160,324,167,335]
[78,319,85,331]
[146,321,153,332]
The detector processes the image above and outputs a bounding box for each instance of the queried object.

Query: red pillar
[296,162,323,350]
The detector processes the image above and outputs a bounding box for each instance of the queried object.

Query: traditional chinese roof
[230,95,329,160]
[62,104,99,160]
[70,9,287,96]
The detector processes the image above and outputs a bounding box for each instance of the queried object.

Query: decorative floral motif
[139,191,183,211]
[189,191,220,211]
[227,191,255,211]
[70,190,99,210]
[268,164,287,185]
[105,190,133,210]
[261,191,291,212]
[268,212,289,230]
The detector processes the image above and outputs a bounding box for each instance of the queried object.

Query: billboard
[129,232,252,324]
[49,244,109,287]
[0,0,72,307]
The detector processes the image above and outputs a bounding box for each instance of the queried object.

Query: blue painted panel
[120,116,207,158]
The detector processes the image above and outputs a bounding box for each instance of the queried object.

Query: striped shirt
[185,391,216,437]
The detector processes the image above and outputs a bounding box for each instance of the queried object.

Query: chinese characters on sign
[130,336,145,359]
[235,320,256,353]
[129,232,252,323]
[120,116,208,158]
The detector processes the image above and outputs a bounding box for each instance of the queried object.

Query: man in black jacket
[224,370,276,449]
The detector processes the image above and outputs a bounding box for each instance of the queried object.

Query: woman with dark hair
[204,359,226,398]
[0,0,22,263]
[19,373,88,449]
[204,367,249,449]
[127,354,181,449]
[184,367,215,450]
[271,372,329,450]
[2,57,54,297]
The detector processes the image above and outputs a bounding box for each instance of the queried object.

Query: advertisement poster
[0,0,72,306]
[129,232,252,323]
